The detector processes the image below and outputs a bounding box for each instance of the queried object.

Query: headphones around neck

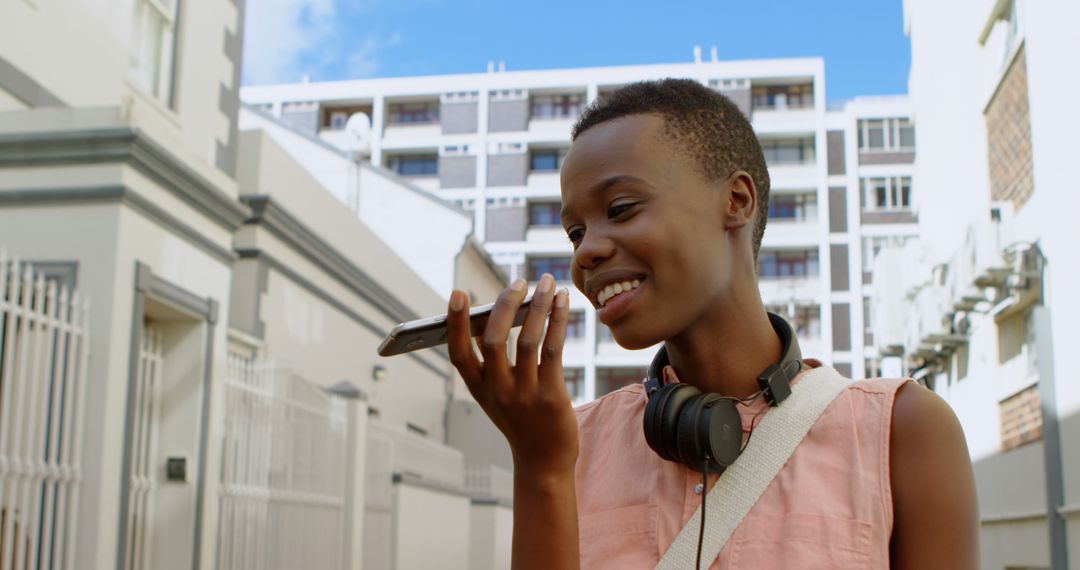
[642,312,803,472]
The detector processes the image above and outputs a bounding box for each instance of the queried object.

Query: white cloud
[242,0,394,85]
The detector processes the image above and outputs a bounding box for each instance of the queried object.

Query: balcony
[383,99,441,144]
[527,92,584,138]
[757,277,823,307]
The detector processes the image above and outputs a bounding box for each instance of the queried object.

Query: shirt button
[694,483,704,495]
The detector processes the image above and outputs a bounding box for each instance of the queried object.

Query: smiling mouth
[596,279,643,307]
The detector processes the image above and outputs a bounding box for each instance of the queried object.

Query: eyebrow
[560,174,652,224]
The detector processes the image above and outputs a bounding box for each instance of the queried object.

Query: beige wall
[1,0,240,194]
[394,484,472,570]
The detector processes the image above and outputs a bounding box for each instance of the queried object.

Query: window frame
[129,0,180,107]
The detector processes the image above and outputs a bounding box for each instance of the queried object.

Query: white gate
[120,325,164,570]
[217,355,349,570]
[0,252,91,570]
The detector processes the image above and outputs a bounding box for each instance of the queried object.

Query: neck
[664,286,782,399]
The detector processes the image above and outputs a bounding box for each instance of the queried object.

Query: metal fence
[0,252,91,570]
[218,355,349,570]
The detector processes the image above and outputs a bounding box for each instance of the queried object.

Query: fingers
[447,290,482,391]
[514,274,557,386]
[479,278,528,372]
[538,288,570,396]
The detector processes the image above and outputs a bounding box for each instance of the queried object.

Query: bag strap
[656,366,851,569]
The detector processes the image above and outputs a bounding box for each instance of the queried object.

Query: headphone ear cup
[643,383,699,463]
[677,394,744,470]
[675,393,714,468]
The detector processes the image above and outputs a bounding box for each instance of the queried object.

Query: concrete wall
[441,101,478,134]
[440,155,478,188]
[0,0,242,186]
[488,98,528,132]
[487,153,528,187]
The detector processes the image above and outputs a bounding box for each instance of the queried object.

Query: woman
[446,79,978,569]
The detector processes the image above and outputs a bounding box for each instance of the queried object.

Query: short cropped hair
[571,79,770,260]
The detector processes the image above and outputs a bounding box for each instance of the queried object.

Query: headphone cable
[696,457,708,570]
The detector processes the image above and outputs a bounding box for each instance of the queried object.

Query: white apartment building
[242,56,920,402]
[0,2,513,569]
[872,0,1080,567]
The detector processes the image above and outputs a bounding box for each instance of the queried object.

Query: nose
[573,227,615,271]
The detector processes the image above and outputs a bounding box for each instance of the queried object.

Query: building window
[768,193,817,222]
[858,118,915,152]
[751,83,813,110]
[387,154,438,177]
[526,256,572,282]
[758,249,819,279]
[564,368,585,400]
[861,176,912,211]
[530,149,567,172]
[531,94,584,120]
[760,138,815,165]
[766,303,821,339]
[528,202,562,227]
[129,0,180,105]
[321,105,373,130]
[566,312,586,340]
[387,101,439,125]
[596,367,647,398]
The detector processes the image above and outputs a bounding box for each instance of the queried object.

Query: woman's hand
[447,273,579,476]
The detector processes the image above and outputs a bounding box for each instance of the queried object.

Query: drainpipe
[1033,259,1068,569]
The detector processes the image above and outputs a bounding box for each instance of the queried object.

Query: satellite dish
[344,112,372,152]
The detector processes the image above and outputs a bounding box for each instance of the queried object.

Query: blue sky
[242,0,911,102]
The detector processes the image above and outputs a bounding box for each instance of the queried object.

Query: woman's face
[560,114,744,349]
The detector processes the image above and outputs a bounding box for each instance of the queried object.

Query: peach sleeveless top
[574,360,909,569]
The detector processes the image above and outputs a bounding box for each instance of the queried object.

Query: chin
[609,326,665,351]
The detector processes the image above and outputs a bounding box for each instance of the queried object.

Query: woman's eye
[566,228,585,244]
[608,202,636,218]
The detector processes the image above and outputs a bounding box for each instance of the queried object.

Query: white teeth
[596,279,643,307]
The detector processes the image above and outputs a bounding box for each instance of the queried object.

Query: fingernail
[554,288,568,308]
[450,290,464,311]
[537,273,553,293]
[511,278,526,292]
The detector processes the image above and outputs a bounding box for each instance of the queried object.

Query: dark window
[566,311,585,339]
[766,304,822,338]
[526,256,572,282]
[758,249,820,279]
[768,193,817,221]
[387,102,439,125]
[751,84,813,110]
[388,154,438,176]
[596,367,647,397]
[531,94,584,119]
[564,368,585,400]
[760,138,814,164]
[528,202,562,227]
[530,149,566,172]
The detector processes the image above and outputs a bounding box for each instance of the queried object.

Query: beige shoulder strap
[656,366,850,569]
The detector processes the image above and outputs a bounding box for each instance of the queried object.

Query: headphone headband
[641,312,805,471]
[643,312,802,406]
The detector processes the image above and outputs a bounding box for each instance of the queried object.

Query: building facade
[871,0,1080,567]
[0,2,511,569]
[242,57,920,402]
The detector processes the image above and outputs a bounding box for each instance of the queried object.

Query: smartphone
[377,295,535,357]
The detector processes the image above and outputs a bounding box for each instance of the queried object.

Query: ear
[724,170,757,230]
